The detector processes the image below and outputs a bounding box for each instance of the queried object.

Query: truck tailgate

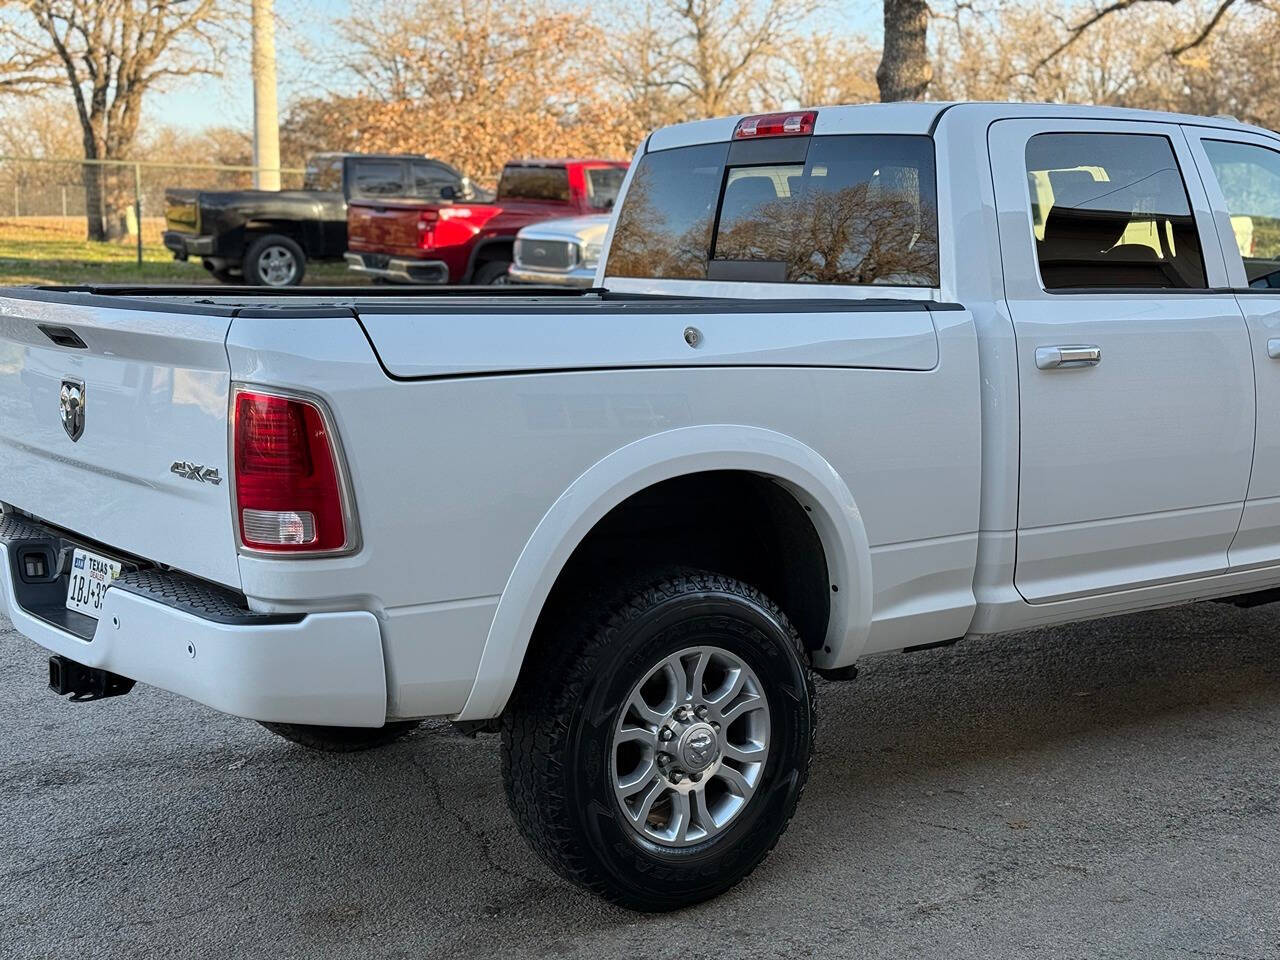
[0,295,239,588]
[164,188,201,234]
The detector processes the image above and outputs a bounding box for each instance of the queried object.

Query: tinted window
[1026,133,1206,289]
[607,136,939,286]
[304,156,342,192]
[1201,140,1280,288]
[352,159,405,198]
[410,161,461,201]
[498,166,570,202]
[712,135,938,286]
[586,167,625,209]
[608,142,728,280]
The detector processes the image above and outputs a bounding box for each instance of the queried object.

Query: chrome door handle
[1035,344,1102,370]
[1268,338,1280,359]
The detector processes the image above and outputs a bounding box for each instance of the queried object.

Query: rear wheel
[501,569,815,910]
[243,233,306,287]
[472,259,512,285]
[259,720,421,753]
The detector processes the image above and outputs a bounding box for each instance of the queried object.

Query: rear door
[1184,127,1280,569]
[0,295,239,587]
[990,118,1254,602]
[347,158,416,253]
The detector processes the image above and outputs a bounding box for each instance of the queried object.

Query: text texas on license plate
[65,548,123,618]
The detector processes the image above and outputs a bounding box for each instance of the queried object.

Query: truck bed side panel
[227,303,977,716]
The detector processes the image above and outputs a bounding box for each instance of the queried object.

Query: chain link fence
[0,156,306,264]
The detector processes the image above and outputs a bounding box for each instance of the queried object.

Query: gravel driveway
[2,601,1277,959]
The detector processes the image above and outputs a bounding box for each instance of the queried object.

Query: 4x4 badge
[170,460,222,485]
[59,378,85,441]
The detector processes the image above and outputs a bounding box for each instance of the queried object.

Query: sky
[146,0,354,132]
[146,0,884,133]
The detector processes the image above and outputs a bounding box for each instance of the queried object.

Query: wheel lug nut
[711,721,720,731]
[695,705,709,720]
[670,771,684,784]
[657,752,673,765]
[690,772,701,783]
[659,726,674,741]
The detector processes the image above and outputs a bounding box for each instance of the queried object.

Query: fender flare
[454,424,873,721]
[464,236,515,281]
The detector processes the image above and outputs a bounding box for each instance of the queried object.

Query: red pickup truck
[344,158,628,284]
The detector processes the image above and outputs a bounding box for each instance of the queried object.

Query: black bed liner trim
[354,298,963,316]
[3,284,962,316]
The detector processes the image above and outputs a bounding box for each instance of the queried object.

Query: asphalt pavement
[2,600,1278,959]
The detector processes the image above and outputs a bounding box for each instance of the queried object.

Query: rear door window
[585,167,625,210]
[410,161,461,201]
[1025,133,1207,289]
[607,135,939,286]
[304,156,343,192]
[498,166,571,202]
[1199,139,1280,288]
[352,159,407,199]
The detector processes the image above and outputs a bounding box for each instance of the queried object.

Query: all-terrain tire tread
[500,568,816,907]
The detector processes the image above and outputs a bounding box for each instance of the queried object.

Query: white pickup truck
[3,101,1280,910]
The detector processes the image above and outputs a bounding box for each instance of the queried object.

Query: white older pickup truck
[3,102,1280,909]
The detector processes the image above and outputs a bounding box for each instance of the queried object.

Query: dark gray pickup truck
[162,153,479,286]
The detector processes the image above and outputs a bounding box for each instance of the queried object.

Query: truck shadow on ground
[244,603,1280,920]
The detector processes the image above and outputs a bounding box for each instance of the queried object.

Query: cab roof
[645,101,1270,152]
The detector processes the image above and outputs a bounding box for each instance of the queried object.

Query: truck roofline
[645,100,1274,152]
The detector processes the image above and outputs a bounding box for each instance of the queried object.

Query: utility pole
[251,0,281,190]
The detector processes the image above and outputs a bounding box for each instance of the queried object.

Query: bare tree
[296,0,644,184]
[769,33,880,108]
[4,0,223,240]
[603,0,818,125]
[877,0,932,101]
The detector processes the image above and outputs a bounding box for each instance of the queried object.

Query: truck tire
[501,569,815,911]
[472,259,512,285]
[243,234,306,287]
[259,720,421,752]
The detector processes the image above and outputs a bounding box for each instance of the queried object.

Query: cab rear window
[607,134,940,286]
[498,166,570,202]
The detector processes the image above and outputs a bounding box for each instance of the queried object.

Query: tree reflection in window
[713,165,938,286]
[608,143,727,280]
[606,134,939,287]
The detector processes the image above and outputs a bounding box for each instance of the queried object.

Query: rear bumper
[0,514,388,727]
[162,231,214,260]
[344,252,449,284]
[508,264,597,287]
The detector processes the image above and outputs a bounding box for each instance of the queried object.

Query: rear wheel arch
[465,237,515,281]
[454,425,872,722]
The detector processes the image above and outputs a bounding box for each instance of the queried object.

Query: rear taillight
[232,388,354,554]
[417,210,438,249]
[733,111,817,139]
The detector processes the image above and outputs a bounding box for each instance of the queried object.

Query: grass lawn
[0,217,354,287]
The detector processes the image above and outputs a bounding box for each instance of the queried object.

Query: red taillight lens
[233,389,351,553]
[733,111,817,139]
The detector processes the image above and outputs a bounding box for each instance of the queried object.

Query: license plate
[65,548,123,619]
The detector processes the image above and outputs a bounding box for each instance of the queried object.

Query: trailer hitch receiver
[48,656,135,702]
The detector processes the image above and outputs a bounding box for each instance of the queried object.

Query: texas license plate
[65,548,122,619]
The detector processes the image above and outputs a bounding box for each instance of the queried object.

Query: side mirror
[440,185,458,202]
